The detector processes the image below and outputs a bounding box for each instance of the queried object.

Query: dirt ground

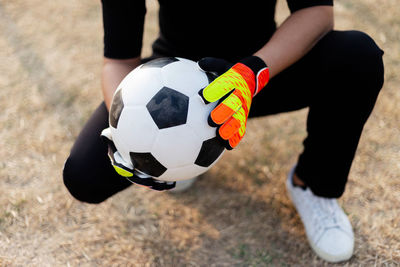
[0,0,399,266]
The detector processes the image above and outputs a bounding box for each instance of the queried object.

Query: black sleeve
[286,0,333,13]
[101,0,146,59]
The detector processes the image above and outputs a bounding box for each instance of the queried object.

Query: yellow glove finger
[202,68,246,103]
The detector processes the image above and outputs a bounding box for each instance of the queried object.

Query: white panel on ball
[152,125,203,168]
[161,58,209,97]
[186,94,217,140]
[119,67,163,107]
[113,107,159,162]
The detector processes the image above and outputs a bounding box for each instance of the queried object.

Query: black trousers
[63,31,384,203]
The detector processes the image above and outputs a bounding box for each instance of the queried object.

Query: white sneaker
[286,166,354,262]
[168,176,197,193]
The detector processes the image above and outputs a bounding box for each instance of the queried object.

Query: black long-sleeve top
[101,0,333,62]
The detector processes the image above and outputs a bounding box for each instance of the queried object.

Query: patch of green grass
[230,244,281,266]
[247,250,274,266]
[233,243,249,259]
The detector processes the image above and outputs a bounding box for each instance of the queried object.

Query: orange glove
[198,56,269,149]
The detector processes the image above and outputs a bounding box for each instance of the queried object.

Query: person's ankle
[292,172,307,189]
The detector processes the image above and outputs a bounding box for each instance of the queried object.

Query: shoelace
[308,194,344,242]
[314,197,341,226]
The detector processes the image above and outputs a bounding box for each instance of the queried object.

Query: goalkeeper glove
[100,128,176,191]
[198,56,269,150]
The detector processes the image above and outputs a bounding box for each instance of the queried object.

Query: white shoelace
[296,188,344,243]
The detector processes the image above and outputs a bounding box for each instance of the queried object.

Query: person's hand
[100,128,176,191]
[198,56,269,149]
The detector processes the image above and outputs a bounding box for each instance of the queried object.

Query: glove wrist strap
[240,56,270,96]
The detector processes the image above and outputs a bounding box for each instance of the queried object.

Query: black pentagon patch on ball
[109,89,124,128]
[130,152,167,177]
[206,72,218,84]
[141,57,179,69]
[146,86,189,129]
[195,137,225,167]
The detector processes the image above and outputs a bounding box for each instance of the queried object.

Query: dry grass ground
[0,0,399,266]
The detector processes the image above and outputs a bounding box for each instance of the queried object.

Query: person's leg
[250,30,384,198]
[63,102,132,203]
[250,30,384,262]
[295,30,384,197]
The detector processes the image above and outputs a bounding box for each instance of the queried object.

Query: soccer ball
[108,57,225,181]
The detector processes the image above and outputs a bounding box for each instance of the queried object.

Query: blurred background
[0,0,399,265]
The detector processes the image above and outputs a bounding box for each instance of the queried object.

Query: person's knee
[63,156,108,204]
[343,31,384,90]
[322,30,384,112]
